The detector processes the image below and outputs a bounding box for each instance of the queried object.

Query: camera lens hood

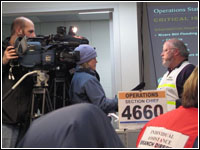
[14,36,28,56]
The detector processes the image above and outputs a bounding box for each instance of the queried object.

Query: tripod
[53,77,66,109]
[52,71,71,109]
[30,70,53,122]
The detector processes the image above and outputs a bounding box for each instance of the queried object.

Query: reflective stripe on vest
[167,101,176,105]
[158,84,176,89]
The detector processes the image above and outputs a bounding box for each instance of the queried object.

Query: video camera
[14,26,89,71]
[11,26,89,111]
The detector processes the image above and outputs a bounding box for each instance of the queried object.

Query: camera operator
[2,16,36,148]
[69,44,118,114]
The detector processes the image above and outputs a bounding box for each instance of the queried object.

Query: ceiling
[2,12,112,24]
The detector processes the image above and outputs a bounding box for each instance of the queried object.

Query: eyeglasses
[162,48,177,53]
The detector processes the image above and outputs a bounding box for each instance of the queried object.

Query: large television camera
[12,26,89,112]
[14,26,89,71]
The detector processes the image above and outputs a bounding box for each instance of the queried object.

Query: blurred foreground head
[18,103,124,148]
[182,66,198,108]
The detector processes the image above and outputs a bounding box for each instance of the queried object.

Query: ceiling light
[79,11,111,15]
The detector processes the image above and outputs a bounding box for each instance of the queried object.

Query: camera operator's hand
[2,46,18,65]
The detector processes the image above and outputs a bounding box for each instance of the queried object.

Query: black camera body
[9,26,90,110]
[14,26,89,71]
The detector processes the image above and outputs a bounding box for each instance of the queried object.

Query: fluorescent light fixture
[79,11,111,15]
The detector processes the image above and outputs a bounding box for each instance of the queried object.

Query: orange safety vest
[136,106,198,148]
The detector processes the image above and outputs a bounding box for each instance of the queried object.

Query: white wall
[2,2,140,97]
[117,3,139,91]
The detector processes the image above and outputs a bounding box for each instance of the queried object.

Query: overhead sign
[118,90,167,130]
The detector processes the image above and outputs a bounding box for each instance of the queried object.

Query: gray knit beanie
[75,44,97,65]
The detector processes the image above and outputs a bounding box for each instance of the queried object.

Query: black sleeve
[176,64,195,98]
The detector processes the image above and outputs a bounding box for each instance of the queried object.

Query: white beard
[162,57,174,68]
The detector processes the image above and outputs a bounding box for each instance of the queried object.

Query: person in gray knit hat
[75,44,97,65]
[69,44,118,114]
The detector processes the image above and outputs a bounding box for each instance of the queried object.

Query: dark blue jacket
[17,103,124,148]
[69,67,118,114]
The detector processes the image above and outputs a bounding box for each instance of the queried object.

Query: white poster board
[118,90,167,130]
[138,126,189,148]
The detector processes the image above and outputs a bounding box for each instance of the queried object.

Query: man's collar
[168,59,188,72]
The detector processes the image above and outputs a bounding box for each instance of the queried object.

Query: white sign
[118,90,167,129]
[138,126,189,148]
